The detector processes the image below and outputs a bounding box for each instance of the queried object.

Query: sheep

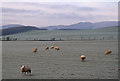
[51,46,54,49]
[81,55,86,61]
[33,48,37,52]
[21,65,31,75]
[55,46,59,50]
[105,50,112,55]
[45,46,49,50]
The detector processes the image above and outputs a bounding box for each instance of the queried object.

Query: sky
[1,0,119,27]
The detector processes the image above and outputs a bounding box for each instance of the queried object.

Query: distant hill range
[44,21,118,30]
[1,21,119,35]
[0,26,47,36]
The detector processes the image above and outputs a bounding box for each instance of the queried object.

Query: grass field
[2,40,118,79]
[3,27,118,40]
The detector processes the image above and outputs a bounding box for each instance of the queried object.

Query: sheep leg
[81,59,83,61]
[22,72,24,75]
[29,72,32,76]
[22,72,25,75]
[81,59,84,61]
[28,70,31,76]
[24,72,26,75]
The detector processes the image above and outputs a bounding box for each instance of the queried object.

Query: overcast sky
[1,1,118,27]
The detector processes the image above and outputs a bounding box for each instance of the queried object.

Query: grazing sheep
[51,46,54,49]
[21,65,31,75]
[55,46,59,50]
[81,55,86,61]
[33,48,37,52]
[45,46,49,50]
[105,50,112,55]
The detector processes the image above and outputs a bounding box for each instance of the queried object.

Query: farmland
[2,40,118,79]
[2,26,118,41]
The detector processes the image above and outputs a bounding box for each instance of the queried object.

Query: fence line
[1,36,117,41]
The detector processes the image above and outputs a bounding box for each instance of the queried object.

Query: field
[3,27,118,40]
[2,40,118,79]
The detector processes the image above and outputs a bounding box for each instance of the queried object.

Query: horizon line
[1,20,119,27]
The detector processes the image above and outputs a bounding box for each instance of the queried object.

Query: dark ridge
[1,26,40,36]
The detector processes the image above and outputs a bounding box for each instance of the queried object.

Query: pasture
[2,27,118,41]
[2,40,118,79]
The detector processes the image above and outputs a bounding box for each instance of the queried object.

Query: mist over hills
[44,21,118,30]
[1,21,118,35]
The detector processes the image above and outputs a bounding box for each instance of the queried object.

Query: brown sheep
[51,46,54,49]
[21,65,31,75]
[105,50,112,55]
[81,55,86,61]
[45,46,49,50]
[55,46,59,50]
[33,48,37,52]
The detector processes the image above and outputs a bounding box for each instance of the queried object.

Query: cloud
[2,7,45,15]
[2,0,119,2]
[1,2,118,27]
[2,7,32,13]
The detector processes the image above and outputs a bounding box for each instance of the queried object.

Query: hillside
[3,26,118,41]
[43,21,118,30]
[1,26,41,36]
[1,24,24,29]
[1,21,118,36]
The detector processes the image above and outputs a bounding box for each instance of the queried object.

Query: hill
[93,21,118,29]
[1,26,42,36]
[1,21,118,36]
[43,21,118,30]
[1,24,24,29]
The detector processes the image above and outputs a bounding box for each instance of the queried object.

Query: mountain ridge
[41,21,118,30]
[2,21,118,30]
[1,21,119,35]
